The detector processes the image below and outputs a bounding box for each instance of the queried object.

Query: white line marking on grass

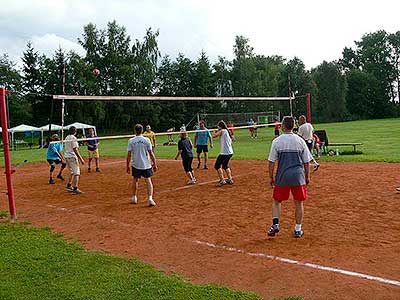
[192,240,400,287]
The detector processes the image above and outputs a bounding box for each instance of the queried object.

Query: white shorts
[66,157,80,176]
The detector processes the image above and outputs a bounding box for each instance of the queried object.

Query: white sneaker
[131,196,138,204]
[396,187,400,192]
[149,199,156,207]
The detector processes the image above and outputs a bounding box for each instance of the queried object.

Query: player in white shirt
[298,115,314,151]
[126,124,158,206]
[64,126,85,194]
[212,120,234,187]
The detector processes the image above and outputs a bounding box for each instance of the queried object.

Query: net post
[306,93,311,122]
[0,88,17,221]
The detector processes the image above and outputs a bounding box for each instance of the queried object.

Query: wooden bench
[327,143,363,153]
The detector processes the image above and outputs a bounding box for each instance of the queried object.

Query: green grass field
[0,118,397,300]
[0,222,259,300]
[2,117,400,165]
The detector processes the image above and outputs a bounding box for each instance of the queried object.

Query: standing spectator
[145,125,156,150]
[274,119,281,138]
[194,120,213,169]
[126,124,158,206]
[248,118,255,138]
[228,121,235,139]
[298,115,314,152]
[64,126,85,194]
[267,116,312,238]
[85,128,100,172]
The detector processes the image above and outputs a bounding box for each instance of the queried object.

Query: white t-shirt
[220,129,233,155]
[127,135,153,170]
[268,133,313,186]
[298,123,314,141]
[64,135,79,158]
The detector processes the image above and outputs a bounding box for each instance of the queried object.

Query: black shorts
[182,157,193,172]
[305,140,314,152]
[132,167,153,178]
[47,159,61,165]
[196,145,208,154]
[274,130,280,136]
[214,154,233,170]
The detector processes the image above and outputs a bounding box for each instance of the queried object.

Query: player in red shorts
[267,116,313,238]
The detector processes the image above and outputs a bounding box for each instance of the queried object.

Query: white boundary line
[32,202,400,288]
[193,240,400,288]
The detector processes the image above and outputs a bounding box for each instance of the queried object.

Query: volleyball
[93,68,100,76]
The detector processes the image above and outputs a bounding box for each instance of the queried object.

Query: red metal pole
[306,93,312,123]
[0,88,16,221]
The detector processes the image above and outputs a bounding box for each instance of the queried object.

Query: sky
[1,0,399,69]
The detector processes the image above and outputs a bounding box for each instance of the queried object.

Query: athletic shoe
[88,168,91,173]
[49,178,55,184]
[313,164,320,172]
[66,185,74,192]
[204,165,208,170]
[294,230,304,238]
[57,174,65,181]
[197,162,201,169]
[96,168,101,172]
[226,179,234,185]
[216,180,226,187]
[72,188,84,195]
[148,199,156,207]
[267,224,279,237]
[187,180,196,185]
[131,196,138,204]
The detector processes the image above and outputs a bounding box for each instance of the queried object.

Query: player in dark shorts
[194,120,213,169]
[175,128,196,185]
[46,134,66,184]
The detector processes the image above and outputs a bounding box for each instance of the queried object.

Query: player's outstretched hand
[153,165,158,172]
[306,177,310,185]
[126,166,130,174]
[80,158,85,165]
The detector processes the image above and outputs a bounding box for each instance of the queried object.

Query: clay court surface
[2,158,400,299]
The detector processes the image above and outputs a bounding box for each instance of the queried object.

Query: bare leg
[144,177,153,199]
[95,157,99,168]
[88,158,92,169]
[294,200,304,225]
[224,168,232,180]
[217,168,224,181]
[204,152,208,167]
[272,200,282,219]
[72,175,79,188]
[67,171,73,186]
[197,153,201,165]
[132,178,139,198]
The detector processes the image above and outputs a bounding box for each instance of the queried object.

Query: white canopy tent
[64,122,97,136]
[8,124,41,146]
[39,124,64,146]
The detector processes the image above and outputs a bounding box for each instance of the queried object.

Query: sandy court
[1,158,400,299]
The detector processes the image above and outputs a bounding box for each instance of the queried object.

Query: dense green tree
[0,54,32,126]
[312,61,347,123]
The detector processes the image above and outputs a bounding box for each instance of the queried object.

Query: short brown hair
[135,124,143,135]
[282,116,294,130]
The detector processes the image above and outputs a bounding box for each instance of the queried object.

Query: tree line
[1,21,399,132]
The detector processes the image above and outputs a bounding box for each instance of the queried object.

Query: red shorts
[273,185,307,201]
